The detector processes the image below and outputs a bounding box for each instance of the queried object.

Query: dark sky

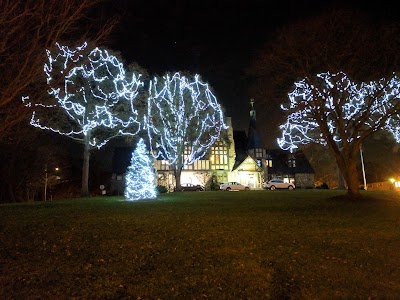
[106,0,393,144]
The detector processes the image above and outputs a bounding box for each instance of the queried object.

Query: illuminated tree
[125,138,157,200]
[25,42,143,196]
[247,9,400,147]
[278,71,400,197]
[146,72,227,191]
[0,0,115,139]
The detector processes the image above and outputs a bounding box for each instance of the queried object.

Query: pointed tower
[247,99,266,162]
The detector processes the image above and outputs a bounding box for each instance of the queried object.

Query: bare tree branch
[0,0,117,138]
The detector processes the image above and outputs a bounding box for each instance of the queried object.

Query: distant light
[389,178,395,183]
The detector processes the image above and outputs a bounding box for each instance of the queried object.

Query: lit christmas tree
[24,42,143,196]
[145,72,227,191]
[125,138,157,200]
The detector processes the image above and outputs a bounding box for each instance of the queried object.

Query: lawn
[1,190,399,299]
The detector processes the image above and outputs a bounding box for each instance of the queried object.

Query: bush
[156,185,168,193]
[210,182,220,191]
[316,182,329,189]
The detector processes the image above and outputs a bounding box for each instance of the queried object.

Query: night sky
[106,0,394,145]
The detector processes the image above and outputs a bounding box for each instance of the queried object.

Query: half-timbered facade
[110,102,314,193]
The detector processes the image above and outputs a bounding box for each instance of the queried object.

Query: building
[227,99,314,189]
[110,101,314,193]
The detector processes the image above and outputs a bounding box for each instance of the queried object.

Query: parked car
[219,182,250,191]
[181,183,204,192]
[263,179,295,190]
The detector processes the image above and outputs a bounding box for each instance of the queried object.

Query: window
[266,153,273,168]
[255,148,265,158]
[288,154,296,168]
[158,160,170,170]
[210,140,228,170]
[193,160,210,170]
[256,159,262,167]
[183,163,193,170]
[249,148,266,159]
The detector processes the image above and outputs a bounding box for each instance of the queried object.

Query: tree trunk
[174,166,183,192]
[336,153,361,198]
[344,158,360,197]
[81,136,91,197]
[337,168,345,189]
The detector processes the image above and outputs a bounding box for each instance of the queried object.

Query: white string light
[145,72,227,166]
[24,42,143,149]
[278,71,400,152]
[125,138,157,200]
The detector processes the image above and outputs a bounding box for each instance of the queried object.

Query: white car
[263,179,295,190]
[219,182,250,191]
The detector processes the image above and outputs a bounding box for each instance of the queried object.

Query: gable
[233,155,262,172]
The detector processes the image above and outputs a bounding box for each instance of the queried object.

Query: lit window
[193,160,210,170]
[159,160,170,170]
[266,153,273,168]
[210,140,228,170]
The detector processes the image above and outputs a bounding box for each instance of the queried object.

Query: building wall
[151,117,235,190]
[231,156,264,189]
[111,116,315,193]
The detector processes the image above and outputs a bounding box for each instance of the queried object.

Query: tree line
[3,4,400,201]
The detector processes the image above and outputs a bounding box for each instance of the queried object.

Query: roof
[247,115,264,150]
[267,149,315,174]
[232,130,248,170]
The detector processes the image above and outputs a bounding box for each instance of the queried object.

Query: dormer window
[255,148,265,158]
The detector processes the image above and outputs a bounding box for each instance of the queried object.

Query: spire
[247,98,264,150]
[250,98,256,120]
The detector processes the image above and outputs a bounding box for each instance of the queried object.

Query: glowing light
[277,71,400,152]
[125,138,157,200]
[145,72,227,166]
[24,42,143,149]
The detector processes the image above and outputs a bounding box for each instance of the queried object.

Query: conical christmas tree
[125,138,157,200]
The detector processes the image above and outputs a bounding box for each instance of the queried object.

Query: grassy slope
[0,190,399,299]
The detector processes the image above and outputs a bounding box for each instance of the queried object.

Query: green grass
[1,190,400,299]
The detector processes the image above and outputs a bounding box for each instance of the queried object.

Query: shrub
[316,182,329,189]
[210,182,220,191]
[156,185,168,193]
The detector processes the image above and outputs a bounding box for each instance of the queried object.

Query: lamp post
[360,144,367,190]
[44,165,60,201]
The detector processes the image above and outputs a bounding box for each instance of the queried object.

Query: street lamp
[360,144,367,190]
[44,166,60,201]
